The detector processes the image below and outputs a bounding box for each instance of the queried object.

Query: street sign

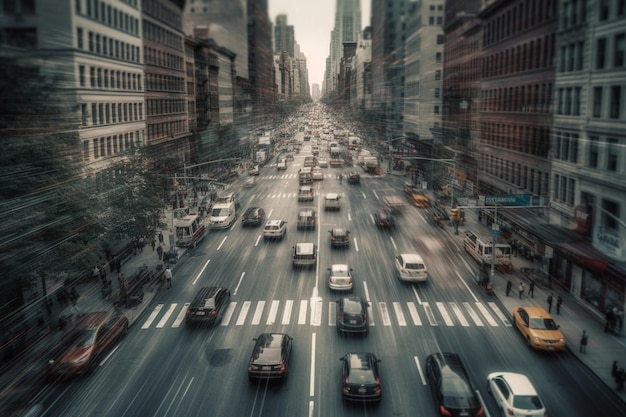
[484,194,532,206]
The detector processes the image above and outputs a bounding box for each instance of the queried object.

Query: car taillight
[338,312,343,321]
[210,310,217,317]
[331,236,335,241]
[362,313,367,322]
[280,362,286,372]
[506,408,514,416]
[476,407,485,416]
[439,405,453,416]
[349,277,353,283]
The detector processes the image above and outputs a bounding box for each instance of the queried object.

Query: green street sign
[484,194,532,206]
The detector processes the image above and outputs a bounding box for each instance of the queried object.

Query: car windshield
[348,368,376,384]
[405,262,425,270]
[512,395,544,410]
[70,327,98,347]
[441,377,477,408]
[211,208,225,216]
[332,268,349,277]
[529,318,559,330]
[343,299,363,314]
[202,298,216,309]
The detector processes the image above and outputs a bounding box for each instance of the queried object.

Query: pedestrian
[617,368,626,391]
[139,236,144,252]
[579,330,588,353]
[528,281,535,298]
[158,231,164,245]
[478,212,482,223]
[164,266,173,288]
[156,245,163,261]
[92,265,100,281]
[151,238,156,251]
[613,361,619,378]
[556,295,563,314]
[99,265,107,283]
[118,273,125,288]
[614,307,623,331]
[547,294,553,313]
[518,282,525,299]
[506,280,512,296]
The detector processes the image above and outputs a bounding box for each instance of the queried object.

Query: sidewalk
[443,205,626,403]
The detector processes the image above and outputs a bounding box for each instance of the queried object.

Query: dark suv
[241,207,265,227]
[336,296,369,335]
[186,287,231,326]
[347,171,360,184]
[329,228,350,247]
[247,333,293,382]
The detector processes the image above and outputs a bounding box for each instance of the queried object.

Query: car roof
[331,227,347,234]
[345,352,376,369]
[399,253,424,263]
[325,193,339,199]
[73,311,111,329]
[488,372,538,395]
[192,286,222,301]
[331,264,350,273]
[266,219,284,226]
[521,306,553,318]
[299,209,315,215]
[296,242,315,252]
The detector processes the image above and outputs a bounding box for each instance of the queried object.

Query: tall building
[326,0,362,98]
[247,0,276,122]
[312,83,321,101]
[274,14,294,58]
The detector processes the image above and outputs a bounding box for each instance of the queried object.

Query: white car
[395,253,428,282]
[263,219,287,240]
[318,158,328,168]
[487,372,546,417]
[327,264,353,291]
[312,167,324,180]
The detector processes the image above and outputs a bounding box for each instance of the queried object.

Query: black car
[340,352,382,402]
[425,352,484,417]
[329,227,350,247]
[185,287,231,326]
[373,209,395,228]
[247,333,293,382]
[241,207,265,227]
[337,296,369,335]
[347,171,360,184]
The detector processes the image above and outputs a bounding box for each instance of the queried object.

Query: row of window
[482,83,553,114]
[146,99,186,117]
[78,65,142,91]
[561,0,587,29]
[481,155,550,196]
[553,174,576,205]
[483,35,555,78]
[481,122,551,157]
[80,102,144,126]
[592,85,624,119]
[587,135,621,172]
[596,34,626,70]
[146,120,188,141]
[76,0,140,36]
[144,46,184,71]
[143,0,183,29]
[598,0,626,21]
[144,72,186,92]
[556,86,582,116]
[143,20,184,51]
[553,131,579,163]
[483,0,557,47]
[77,27,141,64]
[83,130,144,161]
[558,41,584,73]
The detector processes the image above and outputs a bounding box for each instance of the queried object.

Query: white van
[208,201,236,229]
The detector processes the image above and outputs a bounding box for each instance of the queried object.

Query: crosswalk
[259,173,338,180]
[140,299,512,330]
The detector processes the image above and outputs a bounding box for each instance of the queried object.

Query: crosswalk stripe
[172,303,189,328]
[393,302,407,326]
[463,302,484,327]
[282,300,293,325]
[221,302,236,326]
[157,303,177,328]
[476,302,499,326]
[251,301,265,325]
[298,300,308,325]
[423,302,438,326]
[407,302,422,326]
[266,300,280,325]
[367,304,375,326]
[236,301,251,326]
[379,302,392,326]
[450,302,469,327]
[311,299,322,326]
[329,302,337,326]
[488,302,512,326]
[142,304,163,329]
[436,302,454,326]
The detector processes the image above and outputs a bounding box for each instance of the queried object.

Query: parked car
[425,352,484,417]
[487,372,546,417]
[47,311,129,379]
[373,209,395,228]
[241,207,265,227]
[336,296,369,335]
[263,219,287,240]
[247,333,293,382]
[395,253,428,282]
[512,306,566,351]
[327,264,353,291]
[293,243,317,268]
[185,286,231,326]
[340,352,382,402]
[329,227,350,247]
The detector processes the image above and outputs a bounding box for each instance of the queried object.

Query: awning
[556,241,610,274]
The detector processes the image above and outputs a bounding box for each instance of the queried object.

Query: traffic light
[451,208,460,221]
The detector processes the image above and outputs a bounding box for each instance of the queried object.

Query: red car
[47,311,128,379]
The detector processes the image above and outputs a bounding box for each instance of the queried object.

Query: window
[429,16,434,24]
[593,86,603,117]
[88,31,94,52]
[601,199,620,231]
[77,27,83,49]
[437,16,442,25]
[615,34,625,67]
[588,136,599,168]
[607,138,619,171]
[435,70,441,80]
[600,0,610,20]
[597,38,606,69]
[436,35,444,44]
[435,52,442,63]
[434,88,440,98]
[434,105,440,114]
[81,103,88,125]
[610,86,622,118]
[79,65,85,87]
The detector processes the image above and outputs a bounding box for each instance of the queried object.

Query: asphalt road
[37,138,622,417]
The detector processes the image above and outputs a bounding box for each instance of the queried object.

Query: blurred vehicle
[241,207,265,227]
[383,194,405,214]
[395,253,428,282]
[425,352,484,417]
[297,208,317,229]
[312,167,324,180]
[243,176,256,188]
[340,352,382,402]
[293,243,317,268]
[263,219,287,240]
[373,209,395,228]
[47,311,128,379]
[329,227,350,247]
[403,183,430,208]
[327,264,353,291]
[318,157,328,167]
[248,165,260,176]
[174,214,207,248]
[247,333,292,382]
[512,306,566,351]
[216,191,240,209]
[324,193,341,210]
[298,185,314,202]
[276,158,287,170]
[464,230,512,273]
[208,201,236,229]
[347,171,360,184]
[185,286,231,326]
[336,296,369,335]
[298,168,313,184]
[487,372,546,417]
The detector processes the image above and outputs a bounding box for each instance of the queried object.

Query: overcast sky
[268,0,371,88]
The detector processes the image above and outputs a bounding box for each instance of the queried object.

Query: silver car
[327,264,353,291]
[487,372,546,417]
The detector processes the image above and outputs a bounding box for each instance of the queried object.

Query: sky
[268,0,371,88]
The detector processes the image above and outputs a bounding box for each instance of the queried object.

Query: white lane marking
[254,235,261,247]
[216,236,228,250]
[412,285,423,305]
[414,356,427,385]
[309,401,314,417]
[282,300,293,325]
[363,281,371,302]
[193,260,211,285]
[233,272,246,295]
[236,301,251,325]
[390,236,397,251]
[311,298,322,326]
[156,303,177,328]
[379,302,392,326]
[361,191,367,199]
[266,300,280,325]
[251,300,265,325]
[373,190,379,199]
[436,302,454,326]
[463,302,484,326]
[457,271,479,302]
[348,213,352,221]
[476,302,499,326]
[221,302,236,326]
[423,302,438,326]
[298,300,308,325]
[393,302,407,326]
[450,302,470,327]
[172,303,189,328]
[328,302,337,326]
[310,333,316,397]
[407,302,422,326]
[488,301,512,326]
[142,304,163,329]
[353,237,359,251]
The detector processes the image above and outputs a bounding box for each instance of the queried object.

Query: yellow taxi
[512,306,566,351]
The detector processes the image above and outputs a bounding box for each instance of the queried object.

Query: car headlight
[71,356,90,365]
